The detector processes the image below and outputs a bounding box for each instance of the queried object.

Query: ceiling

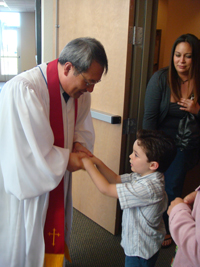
[0,0,35,13]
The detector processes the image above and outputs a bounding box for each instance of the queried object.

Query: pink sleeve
[169,192,200,266]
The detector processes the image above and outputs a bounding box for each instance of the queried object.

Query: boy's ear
[149,161,159,171]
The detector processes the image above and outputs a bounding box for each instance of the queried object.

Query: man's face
[61,61,104,99]
[129,140,152,176]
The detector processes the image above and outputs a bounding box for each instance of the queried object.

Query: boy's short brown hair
[137,129,177,173]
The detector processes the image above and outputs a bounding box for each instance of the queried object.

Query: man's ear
[63,62,73,75]
[149,161,159,171]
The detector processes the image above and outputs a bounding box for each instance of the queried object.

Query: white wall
[41,0,54,62]
[20,12,36,71]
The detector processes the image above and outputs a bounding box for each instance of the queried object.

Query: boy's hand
[81,155,100,165]
[82,157,93,170]
[73,142,93,157]
[167,197,184,216]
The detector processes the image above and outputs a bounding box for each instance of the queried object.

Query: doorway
[54,0,159,235]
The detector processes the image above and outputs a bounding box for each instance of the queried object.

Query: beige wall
[42,0,54,62]
[21,1,200,75]
[20,12,36,72]
[157,0,200,69]
[56,0,131,234]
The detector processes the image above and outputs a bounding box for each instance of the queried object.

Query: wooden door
[58,0,135,234]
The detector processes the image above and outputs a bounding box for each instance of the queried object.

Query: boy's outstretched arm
[90,156,121,184]
[82,157,120,198]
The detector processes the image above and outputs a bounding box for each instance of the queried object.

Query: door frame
[121,0,159,174]
[41,0,159,235]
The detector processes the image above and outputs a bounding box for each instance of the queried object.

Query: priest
[0,37,108,267]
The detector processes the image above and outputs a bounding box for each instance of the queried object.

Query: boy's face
[129,140,154,176]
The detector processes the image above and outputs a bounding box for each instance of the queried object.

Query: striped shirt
[116,171,167,259]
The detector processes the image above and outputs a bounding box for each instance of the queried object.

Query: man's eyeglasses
[81,73,101,87]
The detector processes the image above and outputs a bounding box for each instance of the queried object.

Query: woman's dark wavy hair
[136,129,177,173]
[169,33,200,103]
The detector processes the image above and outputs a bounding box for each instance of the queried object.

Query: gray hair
[58,37,108,75]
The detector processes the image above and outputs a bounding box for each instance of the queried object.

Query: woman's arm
[142,70,165,129]
[168,192,200,266]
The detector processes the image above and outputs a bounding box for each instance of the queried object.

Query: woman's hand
[178,98,200,115]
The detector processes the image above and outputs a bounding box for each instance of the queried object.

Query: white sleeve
[74,93,95,153]
[0,80,69,200]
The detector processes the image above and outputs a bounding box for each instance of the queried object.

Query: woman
[143,33,200,247]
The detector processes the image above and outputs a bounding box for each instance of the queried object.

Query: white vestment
[0,63,95,267]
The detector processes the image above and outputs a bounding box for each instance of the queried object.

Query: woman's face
[173,42,192,76]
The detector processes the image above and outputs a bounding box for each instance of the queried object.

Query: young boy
[82,129,177,267]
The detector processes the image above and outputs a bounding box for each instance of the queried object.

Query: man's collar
[62,92,70,103]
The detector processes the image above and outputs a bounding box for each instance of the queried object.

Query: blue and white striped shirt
[116,171,167,259]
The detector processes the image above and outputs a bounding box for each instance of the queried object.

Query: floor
[66,208,176,267]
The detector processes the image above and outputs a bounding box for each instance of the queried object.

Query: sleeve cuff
[169,203,191,224]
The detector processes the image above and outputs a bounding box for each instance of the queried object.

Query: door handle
[91,109,121,124]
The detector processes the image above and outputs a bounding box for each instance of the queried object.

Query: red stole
[44,59,77,266]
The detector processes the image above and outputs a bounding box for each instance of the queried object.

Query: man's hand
[67,152,88,172]
[167,197,184,216]
[73,142,93,157]
[67,142,93,172]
